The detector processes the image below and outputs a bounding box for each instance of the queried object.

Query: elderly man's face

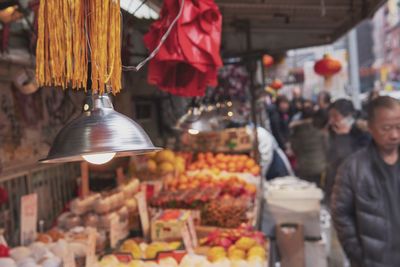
[369,105,400,152]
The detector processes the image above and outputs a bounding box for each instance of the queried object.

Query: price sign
[20,193,38,245]
[110,215,119,248]
[180,224,194,254]
[63,249,76,267]
[187,214,198,248]
[135,191,150,241]
[85,227,97,267]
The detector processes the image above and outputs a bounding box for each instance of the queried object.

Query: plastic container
[264,176,323,238]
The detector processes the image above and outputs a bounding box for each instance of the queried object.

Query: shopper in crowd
[290,87,304,117]
[268,95,291,151]
[361,89,380,119]
[257,126,294,180]
[289,100,327,186]
[332,96,400,267]
[325,99,370,202]
[313,108,329,131]
[291,99,313,122]
[317,91,331,111]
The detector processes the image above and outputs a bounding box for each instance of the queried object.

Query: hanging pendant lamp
[40,94,161,164]
[175,104,228,134]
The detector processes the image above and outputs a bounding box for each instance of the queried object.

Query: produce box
[151,210,198,248]
[185,127,253,153]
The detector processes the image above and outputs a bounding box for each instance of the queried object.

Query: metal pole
[348,29,361,109]
[245,20,260,163]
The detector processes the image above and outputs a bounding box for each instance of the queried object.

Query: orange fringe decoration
[36,0,122,94]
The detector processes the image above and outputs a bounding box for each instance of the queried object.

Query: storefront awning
[216,0,387,55]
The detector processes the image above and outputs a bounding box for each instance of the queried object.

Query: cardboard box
[151,210,198,250]
[185,127,253,153]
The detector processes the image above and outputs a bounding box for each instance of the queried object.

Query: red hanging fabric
[144,0,222,97]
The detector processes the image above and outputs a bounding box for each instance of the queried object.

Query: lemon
[228,245,237,253]
[228,248,246,260]
[121,240,142,259]
[168,241,182,250]
[174,161,185,173]
[235,237,256,251]
[158,162,174,174]
[147,160,157,173]
[248,245,266,258]
[207,246,226,262]
[156,150,175,163]
[145,242,169,259]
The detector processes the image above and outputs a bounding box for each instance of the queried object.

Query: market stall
[0,148,269,267]
[0,0,389,266]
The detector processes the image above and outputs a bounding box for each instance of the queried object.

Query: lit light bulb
[188,129,199,135]
[227,111,234,117]
[227,101,233,107]
[82,152,116,165]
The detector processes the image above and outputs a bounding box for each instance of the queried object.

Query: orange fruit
[198,153,205,160]
[228,167,236,173]
[217,162,227,171]
[228,162,236,169]
[251,166,261,175]
[206,152,214,159]
[216,153,224,160]
[245,159,256,169]
[180,175,189,184]
[245,184,257,195]
[242,155,250,161]
[179,184,188,190]
[211,167,221,175]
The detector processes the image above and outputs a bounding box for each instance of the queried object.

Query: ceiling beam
[217,2,359,11]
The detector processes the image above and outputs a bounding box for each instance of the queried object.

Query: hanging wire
[130,0,149,17]
[122,0,185,72]
[84,0,184,81]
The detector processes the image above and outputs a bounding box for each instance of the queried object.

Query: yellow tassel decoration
[36,0,122,95]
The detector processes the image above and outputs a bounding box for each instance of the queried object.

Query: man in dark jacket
[332,96,400,267]
[325,99,370,202]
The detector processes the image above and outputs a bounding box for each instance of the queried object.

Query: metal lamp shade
[175,105,227,133]
[40,94,161,163]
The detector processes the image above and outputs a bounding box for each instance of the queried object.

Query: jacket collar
[368,141,400,180]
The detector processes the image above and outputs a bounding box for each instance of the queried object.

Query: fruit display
[163,173,257,198]
[187,153,260,176]
[97,251,266,267]
[151,210,198,243]
[150,187,221,209]
[200,226,268,265]
[3,227,105,267]
[57,178,140,248]
[201,195,251,228]
[118,239,182,260]
[145,150,187,176]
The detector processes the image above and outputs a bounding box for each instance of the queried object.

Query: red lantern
[314,54,342,77]
[262,55,274,68]
[270,79,283,90]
